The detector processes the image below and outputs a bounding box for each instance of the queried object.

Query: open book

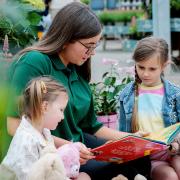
[91,123,180,164]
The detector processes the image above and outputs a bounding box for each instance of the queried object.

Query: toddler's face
[136,54,166,87]
[43,92,68,130]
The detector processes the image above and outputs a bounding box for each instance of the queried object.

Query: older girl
[119,36,180,180]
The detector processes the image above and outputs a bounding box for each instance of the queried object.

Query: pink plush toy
[57,142,81,179]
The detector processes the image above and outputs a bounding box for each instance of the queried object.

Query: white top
[1,116,54,180]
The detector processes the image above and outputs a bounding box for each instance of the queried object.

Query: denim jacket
[119,79,180,132]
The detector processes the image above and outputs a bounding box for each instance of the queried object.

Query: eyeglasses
[77,40,100,55]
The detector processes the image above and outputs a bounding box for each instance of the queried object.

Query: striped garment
[137,83,165,133]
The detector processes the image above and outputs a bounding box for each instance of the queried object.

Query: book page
[145,123,180,144]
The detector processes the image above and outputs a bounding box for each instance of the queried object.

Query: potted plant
[90,58,134,129]
[0,0,44,53]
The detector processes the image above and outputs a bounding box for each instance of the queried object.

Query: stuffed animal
[134,174,147,180]
[112,174,147,180]
[27,145,69,180]
[111,174,128,180]
[57,142,81,179]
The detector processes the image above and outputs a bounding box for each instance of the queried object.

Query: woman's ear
[62,42,69,50]
[41,101,48,113]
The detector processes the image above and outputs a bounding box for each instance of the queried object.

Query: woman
[7,2,150,179]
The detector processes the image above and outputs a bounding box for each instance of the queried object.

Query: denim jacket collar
[163,78,180,100]
[119,81,134,103]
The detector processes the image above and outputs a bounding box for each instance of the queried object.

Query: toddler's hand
[77,142,95,165]
[134,131,150,137]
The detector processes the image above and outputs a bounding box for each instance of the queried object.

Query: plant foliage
[0,0,43,48]
[98,10,144,24]
[90,59,134,115]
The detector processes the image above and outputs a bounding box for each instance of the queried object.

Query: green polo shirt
[7,51,102,142]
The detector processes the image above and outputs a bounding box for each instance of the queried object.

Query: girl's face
[136,55,166,87]
[59,33,101,66]
[42,92,68,130]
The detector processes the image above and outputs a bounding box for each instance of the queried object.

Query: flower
[3,35,9,54]
[90,58,134,115]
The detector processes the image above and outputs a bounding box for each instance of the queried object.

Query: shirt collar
[50,54,78,82]
[20,116,54,147]
[50,54,66,70]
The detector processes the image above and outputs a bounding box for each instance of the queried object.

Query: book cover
[91,123,180,164]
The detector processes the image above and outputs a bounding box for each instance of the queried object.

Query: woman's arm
[94,126,129,140]
[95,126,149,140]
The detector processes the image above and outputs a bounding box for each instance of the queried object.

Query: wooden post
[152,0,171,50]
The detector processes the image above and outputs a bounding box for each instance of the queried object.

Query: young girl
[0,76,90,180]
[119,36,180,180]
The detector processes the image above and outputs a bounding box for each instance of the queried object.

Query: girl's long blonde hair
[131,36,169,132]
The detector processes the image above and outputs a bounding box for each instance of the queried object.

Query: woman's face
[59,33,101,66]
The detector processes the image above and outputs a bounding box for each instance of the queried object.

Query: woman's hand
[134,131,150,137]
[78,142,95,165]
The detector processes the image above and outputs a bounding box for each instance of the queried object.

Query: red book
[91,123,180,164]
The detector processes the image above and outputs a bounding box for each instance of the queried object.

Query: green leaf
[0,1,41,48]
[104,76,116,86]
[27,12,41,25]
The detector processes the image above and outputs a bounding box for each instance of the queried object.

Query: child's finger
[168,142,180,155]
[80,150,95,159]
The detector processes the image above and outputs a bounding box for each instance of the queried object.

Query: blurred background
[0,0,180,82]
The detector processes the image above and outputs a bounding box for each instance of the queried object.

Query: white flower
[109,87,115,92]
